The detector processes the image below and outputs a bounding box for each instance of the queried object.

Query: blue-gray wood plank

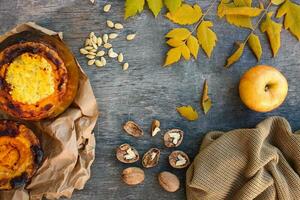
[1,0,300,199]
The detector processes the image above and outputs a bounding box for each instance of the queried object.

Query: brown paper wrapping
[0,22,98,200]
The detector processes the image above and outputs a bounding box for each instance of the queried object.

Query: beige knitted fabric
[186,116,300,200]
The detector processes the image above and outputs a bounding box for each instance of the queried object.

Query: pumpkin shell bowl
[0,120,43,190]
[0,30,79,120]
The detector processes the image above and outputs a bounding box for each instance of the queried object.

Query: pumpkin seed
[103,34,109,43]
[118,53,124,63]
[85,38,92,46]
[101,57,107,65]
[95,60,103,67]
[108,48,118,58]
[88,59,95,66]
[96,50,105,57]
[91,35,97,44]
[107,20,114,28]
[85,46,94,50]
[89,49,97,53]
[109,33,118,39]
[114,23,124,30]
[80,48,89,55]
[92,43,98,50]
[126,34,136,41]
[89,32,95,38]
[86,55,95,59]
[123,63,129,71]
[88,51,96,55]
[104,43,112,49]
[97,37,103,46]
[103,4,111,12]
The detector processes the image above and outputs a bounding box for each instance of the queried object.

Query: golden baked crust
[0,32,79,120]
[0,120,43,190]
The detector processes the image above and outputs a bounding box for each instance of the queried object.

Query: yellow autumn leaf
[147,0,163,17]
[201,80,212,114]
[196,21,218,58]
[248,33,262,60]
[187,35,199,59]
[259,1,265,9]
[166,38,185,47]
[164,0,182,13]
[260,12,282,57]
[272,0,285,5]
[225,43,245,68]
[276,0,300,41]
[181,45,191,60]
[176,105,199,121]
[234,0,252,6]
[225,15,253,29]
[166,4,203,25]
[165,28,191,40]
[218,5,262,17]
[217,0,254,29]
[125,0,145,19]
[164,47,182,66]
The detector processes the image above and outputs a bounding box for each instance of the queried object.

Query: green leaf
[125,0,145,19]
[147,0,163,17]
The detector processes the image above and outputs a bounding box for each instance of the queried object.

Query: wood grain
[1,0,300,199]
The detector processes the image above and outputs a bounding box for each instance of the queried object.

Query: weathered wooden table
[1,0,300,199]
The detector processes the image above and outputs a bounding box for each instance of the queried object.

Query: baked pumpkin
[0,30,79,120]
[0,120,43,190]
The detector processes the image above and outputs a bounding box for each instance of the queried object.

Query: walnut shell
[122,167,145,185]
[142,148,160,168]
[123,121,143,137]
[169,150,190,169]
[164,129,184,148]
[150,119,160,136]
[116,143,139,163]
[158,171,180,192]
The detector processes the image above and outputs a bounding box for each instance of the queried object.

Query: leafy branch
[124,0,300,68]
[191,0,219,34]
[224,0,300,68]
[225,1,272,67]
[164,0,219,66]
[243,2,272,43]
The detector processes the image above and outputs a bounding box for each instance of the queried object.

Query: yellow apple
[239,65,288,112]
